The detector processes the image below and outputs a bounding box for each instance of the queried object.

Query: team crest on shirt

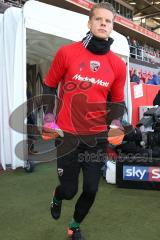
[90,61,100,72]
[58,168,64,176]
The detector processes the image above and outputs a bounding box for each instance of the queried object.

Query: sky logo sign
[149,167,160,182]
[123,166,148,181]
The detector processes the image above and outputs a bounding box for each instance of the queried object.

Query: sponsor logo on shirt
[73,74,109,88]
[90,61,100,72]
[123,165,160,182]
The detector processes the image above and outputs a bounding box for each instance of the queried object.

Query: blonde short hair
[89,2,116,20]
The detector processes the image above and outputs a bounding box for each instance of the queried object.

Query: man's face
[88,8,114,39]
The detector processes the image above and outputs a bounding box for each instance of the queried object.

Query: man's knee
[63,185,78,200]
[83,185,98,196]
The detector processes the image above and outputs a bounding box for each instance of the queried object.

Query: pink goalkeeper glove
[42,113,64,140]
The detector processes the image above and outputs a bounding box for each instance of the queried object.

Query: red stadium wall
[130,83,160,126]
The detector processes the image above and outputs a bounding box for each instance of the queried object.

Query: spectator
[146,73,160,85]
[137,41,142,60]
[130,39,137,58]
[130,69,140,84]
[126,35,131,46]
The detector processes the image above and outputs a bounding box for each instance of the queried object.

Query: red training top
[44,41,126,135]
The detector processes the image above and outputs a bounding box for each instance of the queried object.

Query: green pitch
[0,162,160,240]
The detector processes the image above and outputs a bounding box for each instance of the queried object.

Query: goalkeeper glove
[42,113,64,140]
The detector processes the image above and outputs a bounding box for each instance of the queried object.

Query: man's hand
[108,128,125,145]
[107,120,125,146]
[42,113,64,140]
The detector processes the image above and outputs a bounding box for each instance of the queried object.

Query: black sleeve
[42,83,57,114]
[106,101,126,125]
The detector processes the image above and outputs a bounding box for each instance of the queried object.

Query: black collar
[82,31,114,55]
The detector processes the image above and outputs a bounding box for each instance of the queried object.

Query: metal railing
[129,45,160,64]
